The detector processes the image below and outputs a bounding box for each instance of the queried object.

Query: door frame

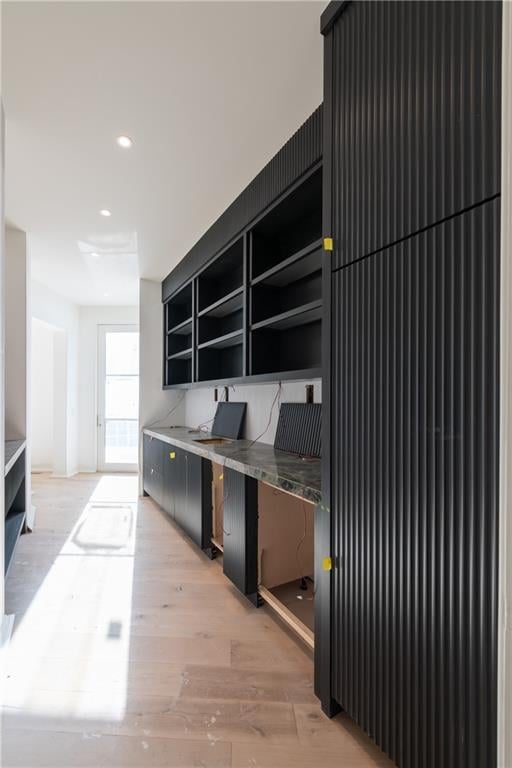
[97,324,139,472]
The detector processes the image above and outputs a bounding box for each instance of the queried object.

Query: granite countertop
[5,439,26,476]
[143,426,322,505]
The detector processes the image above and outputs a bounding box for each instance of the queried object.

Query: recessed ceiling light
[100,209,111,217]
[116,135,133,149]
[90,252,100,259]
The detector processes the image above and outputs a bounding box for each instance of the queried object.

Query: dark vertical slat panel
[332,199,499,768]
[222,469,259,605]
[329,1,502,269]
[162,106,323,300]
[274,403,322,457]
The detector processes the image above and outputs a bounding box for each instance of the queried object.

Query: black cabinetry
[222,469,258,605]
[333,200,499,768]
[173,451,213,555]
[162,108,323,388]
[324,0,502,270]
[164,282,194,385]
[143,435,213,557]
[322,2,502,766]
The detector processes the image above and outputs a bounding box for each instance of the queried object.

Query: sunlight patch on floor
[1,475,138,722]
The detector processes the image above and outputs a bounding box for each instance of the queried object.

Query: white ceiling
[3,1,323,306]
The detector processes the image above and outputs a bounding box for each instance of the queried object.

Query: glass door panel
[98,326,139,471]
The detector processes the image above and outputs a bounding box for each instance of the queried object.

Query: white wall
[77,305,138,472]
[184,380,321,444]
[5,227,27,442]
[31,318,54,471]
[31,279,79,477]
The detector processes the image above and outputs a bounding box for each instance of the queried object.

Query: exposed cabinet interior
[165,282,194,385]
[257,481,315,648]
[198,238,244,312]
[250,168,322,279]
[161,112,323,389]
[211,462,224,553]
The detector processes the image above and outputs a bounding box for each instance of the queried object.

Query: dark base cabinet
[173,452,213,556]
[143,435,213,558]
[222,469,259,606]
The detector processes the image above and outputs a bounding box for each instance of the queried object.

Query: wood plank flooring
[1,473,394,767]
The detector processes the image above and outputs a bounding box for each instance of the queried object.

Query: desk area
[142,426,319,649]
[143,426,321,504]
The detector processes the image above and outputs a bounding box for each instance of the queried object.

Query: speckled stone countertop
[143,427,322,505]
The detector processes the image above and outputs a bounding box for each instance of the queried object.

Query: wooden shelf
[168,347,193,361]
[251,300,322,332]
[168,317,193,336]
[198,286,243,318]
[198,329,243,350]
[251,239,322,288]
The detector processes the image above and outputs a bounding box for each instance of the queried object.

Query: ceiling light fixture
[100,209,111,217]
[90,252,100,259]
[116,135,133,149]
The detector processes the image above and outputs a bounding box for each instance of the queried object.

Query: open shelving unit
[4,439,27,576]
[162,164,322,388]
[165,281,193,385]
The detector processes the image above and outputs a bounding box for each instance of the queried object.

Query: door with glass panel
[97,325,139,472]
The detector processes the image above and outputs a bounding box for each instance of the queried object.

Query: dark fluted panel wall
[329,0,502,269]
[162,106,323,301]
[332,199,500,768]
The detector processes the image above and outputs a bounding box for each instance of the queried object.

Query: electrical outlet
[305,384,314,404]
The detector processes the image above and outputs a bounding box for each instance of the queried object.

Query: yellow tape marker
[219,474,224,481]
[323,237,334,252]
[169,451,176,459]
[322,556,332,572]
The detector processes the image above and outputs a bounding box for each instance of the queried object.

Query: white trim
[498,2,512,766]
[97,324,139,472]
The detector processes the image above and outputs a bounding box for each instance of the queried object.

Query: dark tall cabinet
[321,2,502,767]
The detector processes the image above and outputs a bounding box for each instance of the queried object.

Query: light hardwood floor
[1,473,393,768]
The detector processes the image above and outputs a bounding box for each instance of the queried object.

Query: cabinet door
[222,469,258,605]
[162,446,180,519]
[331,200,499,768]
[324,0,501,269]
[172,453,212,552]
[143,435,163,499]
